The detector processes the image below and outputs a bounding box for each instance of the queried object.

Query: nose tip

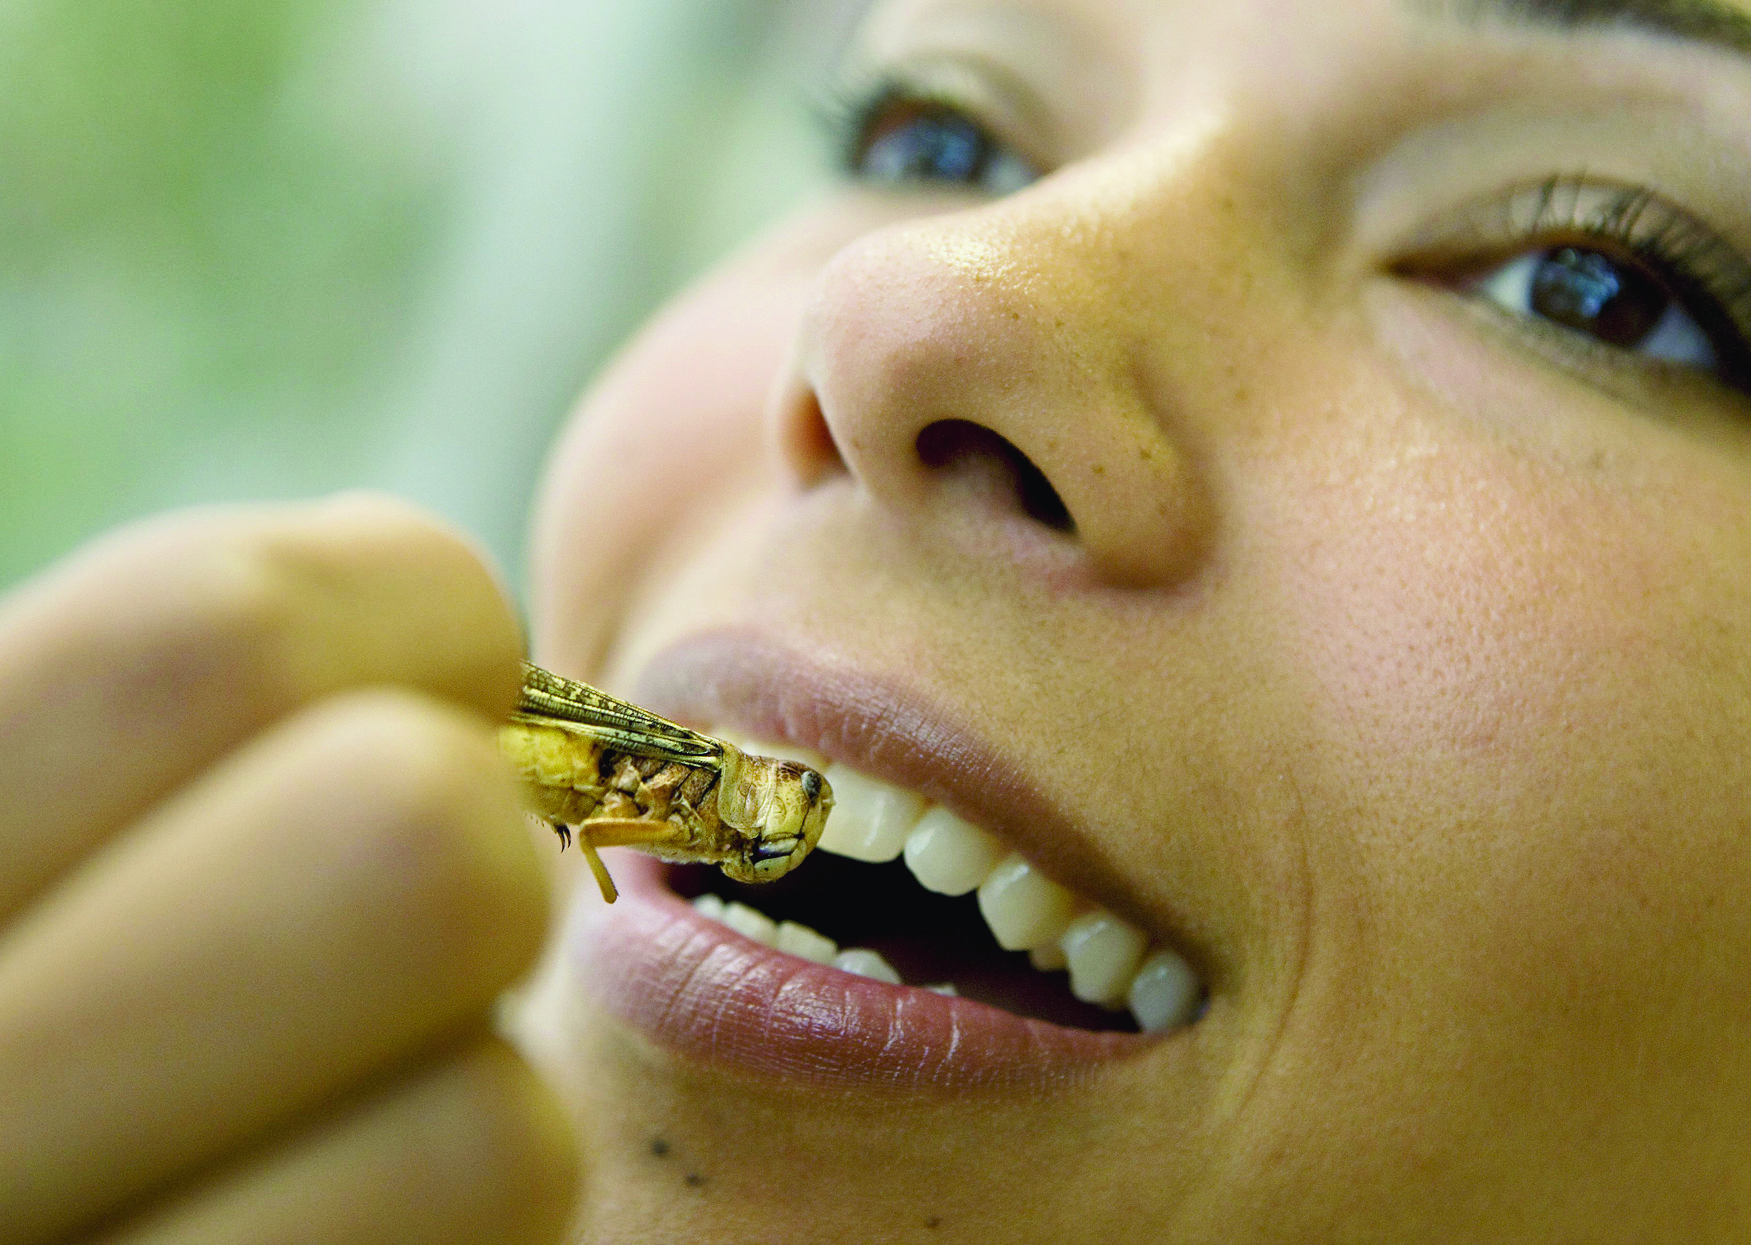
[777,221,1211,588]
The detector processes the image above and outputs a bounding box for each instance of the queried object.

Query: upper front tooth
[902,807,1005,895]
[1128,948,1201,1033]
[816,765,926,862]
[1029,942,1068,972]
[733,734,829,772]
[1060,911,1148,1007]
[977,854,1077,951]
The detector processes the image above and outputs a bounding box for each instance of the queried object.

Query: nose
[773,173,1218,589]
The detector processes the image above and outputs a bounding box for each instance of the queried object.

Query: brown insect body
[499,663,832,902]
[501,719,733,860]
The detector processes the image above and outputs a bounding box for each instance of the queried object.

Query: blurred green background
[0,0,855,595]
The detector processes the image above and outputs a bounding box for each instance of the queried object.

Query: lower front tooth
[831,948,902,985]
[1127,948,1201,1033]
[722,901,779,947]
[977,854,1077,951]
[776,920,838,965]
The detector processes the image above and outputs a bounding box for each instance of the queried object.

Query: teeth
[1060,911,1148,1007]
[817,764,927,862]
[1029,942,1069,972]
[977,854,1077,951]
[721,901,778,947]
[831,948,902,984]
[775,920,838,965]
[694,746,1206,1035]
[731,734,830,772]
[902,807,1006,895]
[1127,948,1202,1034]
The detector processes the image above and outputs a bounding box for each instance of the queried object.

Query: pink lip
[560,629,1184,1089]
[570,853,1145,1089]
[630,629,1162,918]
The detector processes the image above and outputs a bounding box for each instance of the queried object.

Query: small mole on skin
[685,1172,708,1189]
[649,1138,670,1158]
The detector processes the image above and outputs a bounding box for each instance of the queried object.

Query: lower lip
[566,852,1150,1090]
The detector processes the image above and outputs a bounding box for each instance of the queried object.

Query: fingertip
[294,687,556,993]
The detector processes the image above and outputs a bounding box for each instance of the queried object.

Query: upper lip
[634,625,1217,984]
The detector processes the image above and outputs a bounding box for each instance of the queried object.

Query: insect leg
[578,818,690,850]
[551,822,572,850]
[579,838,619,904]
[572,818,689,904]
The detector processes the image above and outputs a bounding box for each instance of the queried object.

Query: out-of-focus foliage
[0,0,852,592]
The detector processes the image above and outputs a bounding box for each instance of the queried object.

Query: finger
[87,1037,579,1245]
[0,492,523,919]
[0,689,549,1245]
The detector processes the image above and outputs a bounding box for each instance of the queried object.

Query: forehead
[843,0,1751,166]
[856,0,1751,54]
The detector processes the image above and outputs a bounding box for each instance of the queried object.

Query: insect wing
[513,662,720,765]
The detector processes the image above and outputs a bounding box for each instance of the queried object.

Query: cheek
[529,262,815,676]
[1292,283,1751,823]
[1164,339,1751,1227]
[1246,342,1751,1205]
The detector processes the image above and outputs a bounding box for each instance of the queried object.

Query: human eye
[814,65,1041,196]
[1409,176,1751,397]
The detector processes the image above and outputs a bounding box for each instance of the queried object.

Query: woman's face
[525,0,1751,1239]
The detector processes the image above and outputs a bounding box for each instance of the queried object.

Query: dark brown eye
[1474,247,1719,372]
[844,89,1036,196]
[1529,248,1670,349]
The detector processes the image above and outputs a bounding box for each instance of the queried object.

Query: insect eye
[801,770,823,801]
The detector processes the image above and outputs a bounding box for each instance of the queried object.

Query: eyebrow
[1431,0,1751,58]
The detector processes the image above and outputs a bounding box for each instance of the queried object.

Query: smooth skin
[526,0,1751,1241]
[0,495,577,1244]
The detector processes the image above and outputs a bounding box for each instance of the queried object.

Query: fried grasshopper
[499,662,832,902]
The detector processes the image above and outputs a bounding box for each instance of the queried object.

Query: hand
[0,495,578,1244]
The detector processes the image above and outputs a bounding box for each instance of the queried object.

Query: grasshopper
[500,662,832,902]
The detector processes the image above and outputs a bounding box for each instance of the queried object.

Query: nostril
[915,420,1074,533]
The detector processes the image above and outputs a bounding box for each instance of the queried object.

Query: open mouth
[568,638,1210,1087]
[672,739,1205,1037]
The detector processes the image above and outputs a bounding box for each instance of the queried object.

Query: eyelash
[1415,175,1751,395]
[811,68,1041,195]
[814,76,1751,397]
